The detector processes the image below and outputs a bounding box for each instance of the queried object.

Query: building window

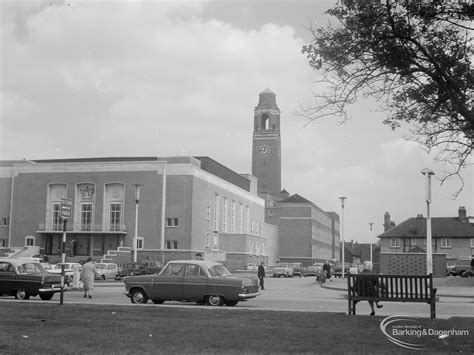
[256,241,260,255]
[390,238,400,248]
[471,238,474,248]
[205,233,210,248]
[263,243,266,255]
[166,240,178,249]
[25,236,35,246]
[231,200,236,233]
[246,206,250,234]
[440,238,451,248]
[213,234,218,249]
[213,194,219,231]
[249,240,254,254]
[238,204,243,233]
[166,218,179,227]
[109,203,122,231]
[1,217,9,226]
[81,203,93,231]
[52,203,62,231]
[411,238,416,246]
[223,198,228,232]
[137,237,144,249]
[206,207,211,221]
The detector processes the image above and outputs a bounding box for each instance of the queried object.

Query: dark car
[451,258,474,277]
[290,263,304,277]
[0,258,64,300]
[124,260,260,306]
[304,265,320,277]
[332,262,350,278]
[116,260,164,279]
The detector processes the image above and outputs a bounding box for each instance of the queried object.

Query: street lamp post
[369,222,374,263]
[133,183,142,263]
[339,196,347,278]
[421,169,435,275]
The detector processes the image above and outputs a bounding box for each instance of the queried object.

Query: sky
[1,0,472,244]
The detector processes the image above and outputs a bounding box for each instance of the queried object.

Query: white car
[272,263,293,278]
[47,263,82,283]
[95,263,118,280]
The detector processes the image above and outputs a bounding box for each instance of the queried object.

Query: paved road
[4,276,471,319]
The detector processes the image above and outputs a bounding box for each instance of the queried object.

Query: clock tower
[251,88,281,196]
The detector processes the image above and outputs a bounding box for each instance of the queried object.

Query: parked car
[332,262,350,278]
[0,258,64,300]
[304,265,320,277]
[451,258,473,277]
[290,263,304,277]
[272,263,293,278]
[47,262,82,284]
[124,260,260,306]
[116,260,164,279]
[244,263,258,271]
[95,263,118,280]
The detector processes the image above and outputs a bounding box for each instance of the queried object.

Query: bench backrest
[348,273,434,300]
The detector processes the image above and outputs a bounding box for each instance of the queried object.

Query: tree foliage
[302,0,473,186]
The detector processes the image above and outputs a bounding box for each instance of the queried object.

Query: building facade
[0,156,278,269]
[378,206,474,264]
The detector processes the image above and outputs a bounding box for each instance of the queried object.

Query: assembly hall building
[0,89,340,270]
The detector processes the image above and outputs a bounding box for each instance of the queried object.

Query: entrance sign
[60,198,72,219]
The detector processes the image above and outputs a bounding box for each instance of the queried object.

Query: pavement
[321,276,474,298]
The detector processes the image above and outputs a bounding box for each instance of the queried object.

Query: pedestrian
[80,257,97,299]
[355,260,383,316]
[257,261,265,290]
[322,260,331,280]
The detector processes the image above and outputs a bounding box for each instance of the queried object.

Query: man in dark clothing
[322,260,331,279]
[257,262,266,290]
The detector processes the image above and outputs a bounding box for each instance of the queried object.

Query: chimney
[458,206,467,222]
[384,212,390,232]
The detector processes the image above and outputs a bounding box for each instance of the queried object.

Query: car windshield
[17,262,44,273]
[208,264,231,277]
[96,264,106,269]
[278,263,291,268]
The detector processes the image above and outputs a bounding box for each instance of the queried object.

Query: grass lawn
[0,302,472,354]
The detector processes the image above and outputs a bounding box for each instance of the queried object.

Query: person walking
[257,261,266,290]
[322,260,331,280]
[80,257,97,299]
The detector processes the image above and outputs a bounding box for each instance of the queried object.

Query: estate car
[124,260,260,306]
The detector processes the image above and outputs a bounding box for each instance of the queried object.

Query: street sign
[60,198,72,219]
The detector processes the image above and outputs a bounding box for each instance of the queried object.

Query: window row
[211,194,262,235]
[389,238,474,248]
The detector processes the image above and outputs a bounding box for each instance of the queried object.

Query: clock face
[258,144,271,157]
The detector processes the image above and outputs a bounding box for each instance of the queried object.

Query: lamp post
[339,196,347,278]
[421,169,434,275]
[133,183,142,263]
[369,222,374,263]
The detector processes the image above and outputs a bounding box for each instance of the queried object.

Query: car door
[152,263,184,301]
[182,264,208,301]
[0,262,15,295]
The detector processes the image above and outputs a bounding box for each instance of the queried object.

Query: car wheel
[225,300,239,307]
[130,289,148,304]
[461,271,471,277]
[206,295,223,306]
[15,289,30,300]
[40,293,54,301]
[152,299,164,304]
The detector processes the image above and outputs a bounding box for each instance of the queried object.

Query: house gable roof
[378,216,474,238]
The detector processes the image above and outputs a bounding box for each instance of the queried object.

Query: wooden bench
[347,273,438,318]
